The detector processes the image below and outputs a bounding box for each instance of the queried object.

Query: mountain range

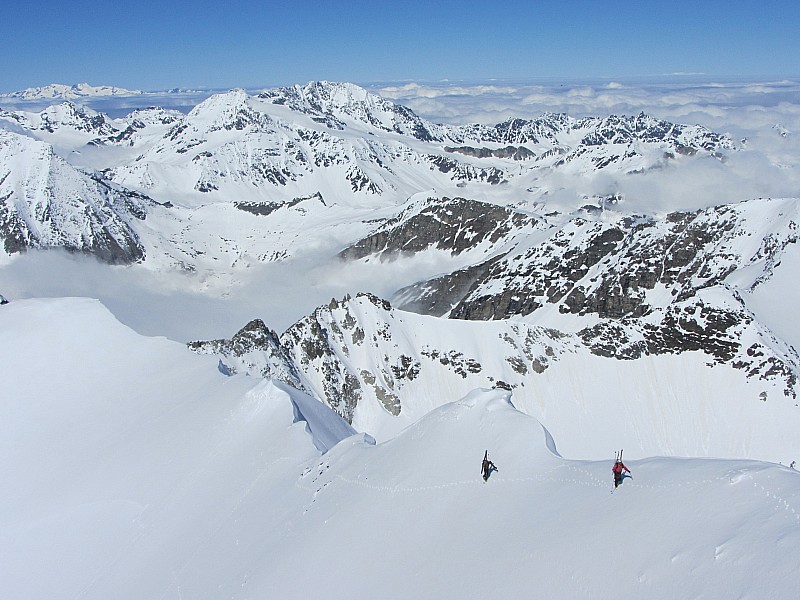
[0,82,144,101]
[0,81,734,267]
[1,81,797,462]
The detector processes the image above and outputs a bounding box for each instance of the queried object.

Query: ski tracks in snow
[298,461,602,496]
[298,459,800,526]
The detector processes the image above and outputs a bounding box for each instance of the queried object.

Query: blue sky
[2,0,799,93]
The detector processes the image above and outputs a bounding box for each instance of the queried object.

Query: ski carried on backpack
[611,449,623,493]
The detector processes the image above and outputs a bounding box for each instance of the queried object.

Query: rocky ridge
[378,197,800,394]
[189,192,800,428]
[189,283,799,460]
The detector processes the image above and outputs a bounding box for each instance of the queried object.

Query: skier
[612,451,631,488]
[481,450,497,482]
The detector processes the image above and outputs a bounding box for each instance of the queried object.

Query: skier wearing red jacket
[612,451,631,488]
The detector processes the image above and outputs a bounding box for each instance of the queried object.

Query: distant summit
[1,82,144,100]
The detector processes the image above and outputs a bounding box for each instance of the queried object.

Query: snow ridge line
[296,464,569,494]
[298,462,800,521]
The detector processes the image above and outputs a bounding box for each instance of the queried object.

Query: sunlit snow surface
[3,79,800,598]
[2,298,799,599]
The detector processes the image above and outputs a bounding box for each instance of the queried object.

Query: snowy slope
[0,297,353,599]
[2,299,799,599]
[271,390,800,600]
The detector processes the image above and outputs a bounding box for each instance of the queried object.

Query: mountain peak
[257,80,440,140]
[186,88,273,133]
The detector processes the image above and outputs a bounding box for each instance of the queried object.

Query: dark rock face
[366,197,800,396]
[576,298,799,395]
[280,294,375,422]
[443,201,794,322]
[339,196,543,261]
[426,155,505,184]
[445,145,536,161]
[234,192,324,216]
[392,256,503,317]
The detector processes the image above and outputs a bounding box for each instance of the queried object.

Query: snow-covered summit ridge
[258,80,442,140]
[186,88,275,134]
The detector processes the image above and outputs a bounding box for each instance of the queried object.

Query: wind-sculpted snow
[273,379,358,453]
[271,388,800,600]
[0,297,354,599]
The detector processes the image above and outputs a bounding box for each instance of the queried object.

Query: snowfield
[2,297,799,599]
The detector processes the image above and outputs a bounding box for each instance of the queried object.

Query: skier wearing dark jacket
[481,450,496,481]
[612,457,631,488]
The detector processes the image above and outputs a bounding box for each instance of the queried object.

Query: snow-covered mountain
[1,83,730,196]
[94,83,733,203]
[0,128,146,262]
[192,288,800,461]
[3,297,799,599]
[0,82,143,100]
[4,79,800,598]
[385,196,800,387]
[0,102,118,140]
